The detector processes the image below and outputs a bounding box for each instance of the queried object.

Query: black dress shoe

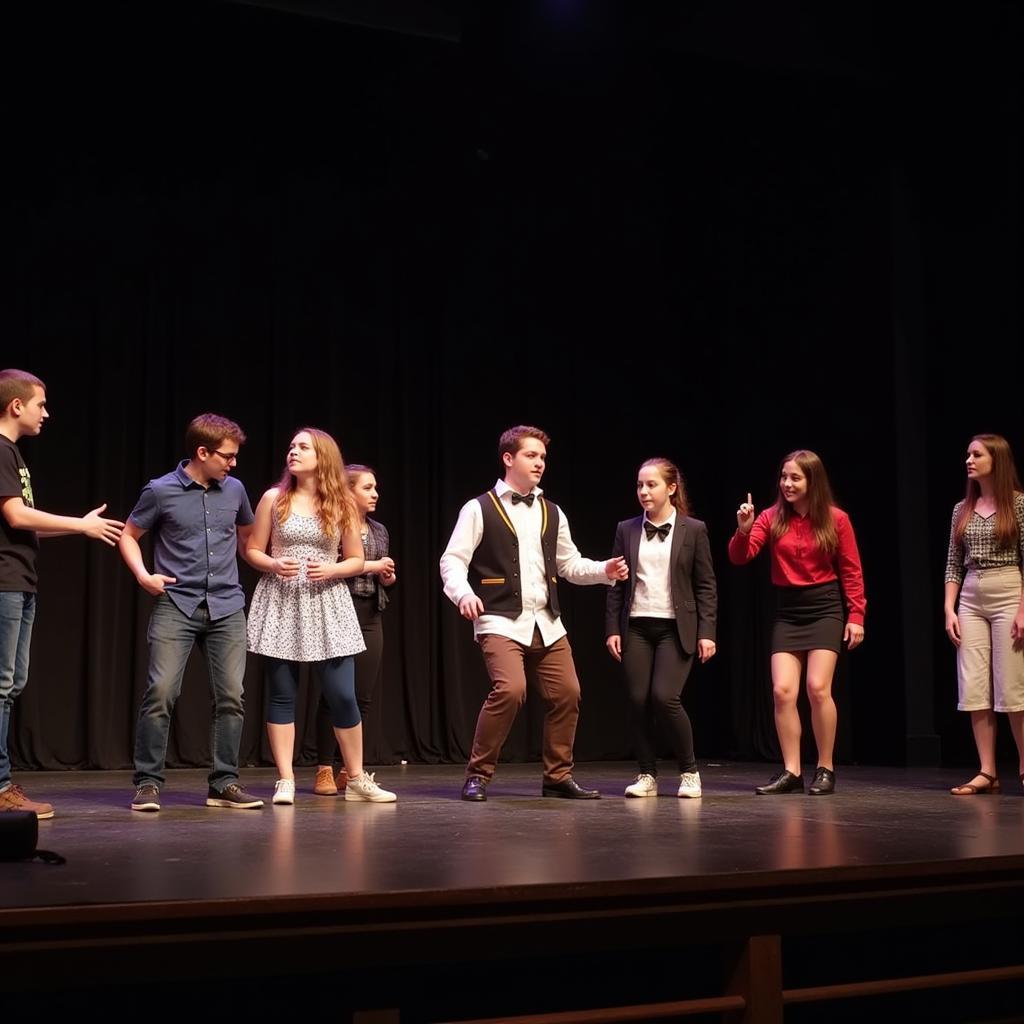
[808,766,835,795]
[755,770,804,795]
[542,776,601,799]
[461,776,488,801]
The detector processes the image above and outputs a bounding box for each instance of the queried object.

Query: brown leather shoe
[312,766,337,796]
[0,784,55,820]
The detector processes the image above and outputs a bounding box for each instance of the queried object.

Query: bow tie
[644,521,671,542]
[510,492,535,507]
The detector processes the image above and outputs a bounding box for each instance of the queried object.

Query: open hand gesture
[83,503,125,546]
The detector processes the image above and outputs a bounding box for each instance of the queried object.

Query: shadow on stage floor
[3,762,1024,1022]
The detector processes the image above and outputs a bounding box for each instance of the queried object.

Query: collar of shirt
[641,508,677,534]
[174,460,222,492]
[494,478,543,503]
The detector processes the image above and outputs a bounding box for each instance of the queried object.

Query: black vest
[469,490,561,618]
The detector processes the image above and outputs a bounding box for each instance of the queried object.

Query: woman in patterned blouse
[312,464,397,795]
[944,433,1024,795]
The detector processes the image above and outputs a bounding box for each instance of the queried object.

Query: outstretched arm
[556,509,628,585]
[2,497,123,545]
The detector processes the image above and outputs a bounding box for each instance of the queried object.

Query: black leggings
[621,617,696,775]
[316,596,382,763]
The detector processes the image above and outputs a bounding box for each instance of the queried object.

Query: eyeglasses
[210,450,238,463]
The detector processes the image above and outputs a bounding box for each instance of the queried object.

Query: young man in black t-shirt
[0,369,124,819]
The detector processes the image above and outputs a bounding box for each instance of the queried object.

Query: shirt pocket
[209,502,239,537]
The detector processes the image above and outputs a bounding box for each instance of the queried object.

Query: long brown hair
[638,458,689,517]
[770,449,838,554]
[953,433,1022,550]
[274,427,354,539]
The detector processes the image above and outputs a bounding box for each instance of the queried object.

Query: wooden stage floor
[4,761,1024,909]
[3,762,1024,1022]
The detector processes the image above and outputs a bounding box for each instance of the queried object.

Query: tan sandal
[950,771,1000,796]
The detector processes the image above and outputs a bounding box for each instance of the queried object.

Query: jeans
[0,591,36,792]
[133,596,247,791]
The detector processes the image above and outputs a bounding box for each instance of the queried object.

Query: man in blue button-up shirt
[119,414,263,812]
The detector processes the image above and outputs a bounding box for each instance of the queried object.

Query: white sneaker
[345,771,397,803]
[624,773,658,798]
[272,779,295,805]
[677,771,702,799]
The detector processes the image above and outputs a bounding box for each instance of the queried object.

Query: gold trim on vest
[487,490,516,536]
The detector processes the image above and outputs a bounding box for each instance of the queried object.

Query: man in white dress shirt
[440,425,628,801]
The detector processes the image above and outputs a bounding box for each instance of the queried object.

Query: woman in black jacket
[606,458,718,799]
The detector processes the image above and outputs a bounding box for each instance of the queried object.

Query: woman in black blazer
[606,458,718,798]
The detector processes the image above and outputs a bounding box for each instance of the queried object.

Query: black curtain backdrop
[3,2,1020,775]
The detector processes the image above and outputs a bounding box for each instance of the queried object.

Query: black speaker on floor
[0,810,38,860]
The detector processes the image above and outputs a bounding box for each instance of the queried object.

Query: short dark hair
[498,425,550,465]
[0,369,45,413]
[184,413,247,457]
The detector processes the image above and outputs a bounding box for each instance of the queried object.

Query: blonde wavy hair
[273,427,354,539]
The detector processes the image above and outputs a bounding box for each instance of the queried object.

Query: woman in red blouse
[729,450,865,795]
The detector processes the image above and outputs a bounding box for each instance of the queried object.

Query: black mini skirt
[771,580,844,654]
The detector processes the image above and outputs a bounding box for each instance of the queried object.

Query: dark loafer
[808,766,835,796]
[461,776,488,801]
[755,770,804,795]
[542,776,601,799]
